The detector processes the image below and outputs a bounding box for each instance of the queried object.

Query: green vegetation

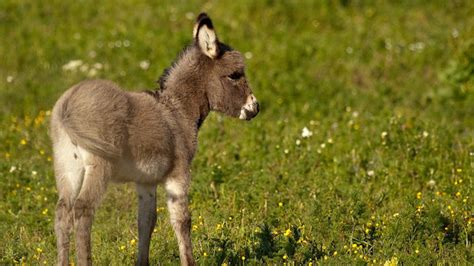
[1,0,473,264]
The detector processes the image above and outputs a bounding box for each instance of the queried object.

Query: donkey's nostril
[255,102,260,113]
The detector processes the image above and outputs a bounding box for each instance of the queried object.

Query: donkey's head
[193,13,259,121]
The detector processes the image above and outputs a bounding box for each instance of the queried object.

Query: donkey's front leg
[165,177,195,266]
[136,184,157,266]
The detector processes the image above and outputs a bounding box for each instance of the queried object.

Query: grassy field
[1,0,473,264]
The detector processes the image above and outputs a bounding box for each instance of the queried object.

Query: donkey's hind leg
[73,149,111,266]
[55,175,80,266]
[53,134,85,266]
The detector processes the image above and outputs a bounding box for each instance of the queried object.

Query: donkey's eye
[228,72,243,80]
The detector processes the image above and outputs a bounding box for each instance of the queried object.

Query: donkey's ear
[193,13,219,59]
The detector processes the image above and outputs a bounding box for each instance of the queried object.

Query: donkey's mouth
[239,101,259,121]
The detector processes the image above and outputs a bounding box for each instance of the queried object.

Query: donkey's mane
[156,44,195,91]
[155,42,233,92]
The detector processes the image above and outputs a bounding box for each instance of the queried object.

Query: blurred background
[0,0,473,264]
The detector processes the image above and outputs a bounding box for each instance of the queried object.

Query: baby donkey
[50,13,259,266]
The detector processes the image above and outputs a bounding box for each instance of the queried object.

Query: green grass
[1,0,473,264]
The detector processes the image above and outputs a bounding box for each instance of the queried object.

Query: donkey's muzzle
[239,94,259,121]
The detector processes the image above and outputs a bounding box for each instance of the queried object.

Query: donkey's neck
[158,46,211,133]
[159,85,210,133]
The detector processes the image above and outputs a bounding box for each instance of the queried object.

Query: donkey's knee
[56,198,72,216]
[167,196,190,226]
[165,179,191,227]
[73,198,95,220]
[55,198,73,228]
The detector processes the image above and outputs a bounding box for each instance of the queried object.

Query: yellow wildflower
[384,256,398,266]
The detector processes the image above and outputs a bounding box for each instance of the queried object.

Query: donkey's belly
[113,157,172,184]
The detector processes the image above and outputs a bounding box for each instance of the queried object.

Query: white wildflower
[32,171,37,176]
[422,131,429,138]
[452,29,459,38]
[295,139,301,146]
[87,68,98,77]
[427,179,436,188]
[409,42,425,52]
[367,170,375,177]
[415,42,425,50]
[79,64,89,73]
[139,60,150,70]
[185,12,194,20]
[88,50,97,58]
[6,76,14,83]
[62,60,83,72]
[381,131,388,138]
[244,52,253,59]
[301,127,313,138]
[9,166,17,173]
[93,63,103,70]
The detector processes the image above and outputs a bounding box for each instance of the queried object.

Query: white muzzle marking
[239,94,259,120]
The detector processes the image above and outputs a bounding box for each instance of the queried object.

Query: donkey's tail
[50,81,127,160]
[59,120,121,160]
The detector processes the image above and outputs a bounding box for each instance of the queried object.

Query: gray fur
[50,13,258,266]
